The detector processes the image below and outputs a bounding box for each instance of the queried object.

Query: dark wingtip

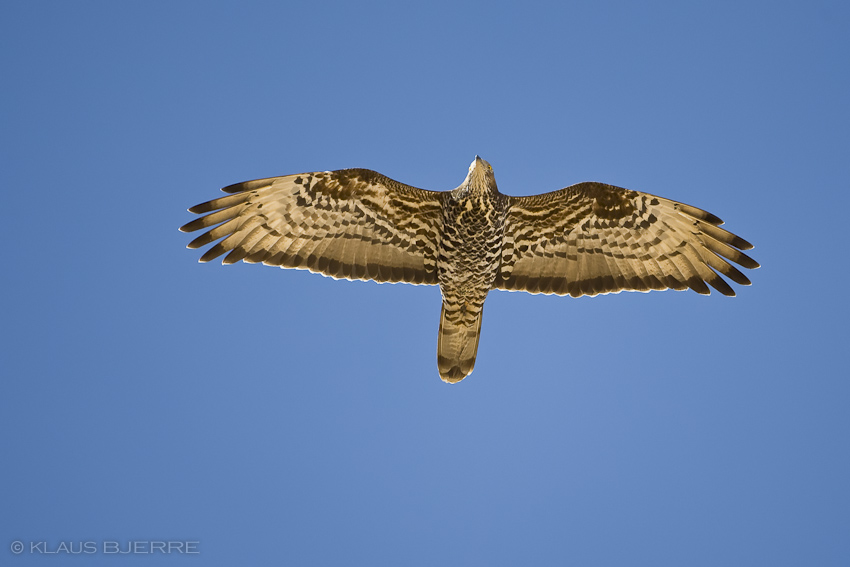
[188,203,211,214]
[198,242,229,263]
[187,231,216,250]
[735,236,755,251]
[221,182,245,194]
[687,277,711,296]
[677,202,724,226]
[179,217,208,233]
[703,212,724,225]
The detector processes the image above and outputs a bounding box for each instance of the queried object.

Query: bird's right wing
[493,182,758,297]
[180,169,444,285]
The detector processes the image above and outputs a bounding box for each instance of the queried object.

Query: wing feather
[180,169,444,285]
[493,182,758,297]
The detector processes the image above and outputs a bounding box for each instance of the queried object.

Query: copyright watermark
[10,540,199,555]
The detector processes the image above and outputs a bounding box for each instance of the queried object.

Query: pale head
[460,155,498,195]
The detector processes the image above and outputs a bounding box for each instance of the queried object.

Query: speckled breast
[437,190,508,302]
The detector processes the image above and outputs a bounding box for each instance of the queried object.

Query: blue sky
[2,1,848,565]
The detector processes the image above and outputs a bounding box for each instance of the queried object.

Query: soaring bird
[180,157,758,383]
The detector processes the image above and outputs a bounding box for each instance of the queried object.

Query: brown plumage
[180,157,758,383]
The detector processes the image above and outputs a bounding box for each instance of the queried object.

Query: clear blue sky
[2,1,849,565]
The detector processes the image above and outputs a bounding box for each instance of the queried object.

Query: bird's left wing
[492,182,758,297]
[180,169,444,285]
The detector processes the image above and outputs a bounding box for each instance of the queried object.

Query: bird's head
[460,155,498,196]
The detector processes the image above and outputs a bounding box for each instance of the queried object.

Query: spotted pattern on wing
[493,182,758,298]
[180,169,444,284]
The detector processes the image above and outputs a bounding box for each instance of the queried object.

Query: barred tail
[436,304,484,383]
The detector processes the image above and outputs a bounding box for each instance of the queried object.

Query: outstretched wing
[493,182,758,297]
[180,169,444,285]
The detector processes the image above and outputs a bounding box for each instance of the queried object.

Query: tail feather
[437,305,483,383]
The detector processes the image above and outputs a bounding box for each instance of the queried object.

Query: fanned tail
[437,304,483,383]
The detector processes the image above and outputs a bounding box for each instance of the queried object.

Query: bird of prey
[180,157,758,383]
